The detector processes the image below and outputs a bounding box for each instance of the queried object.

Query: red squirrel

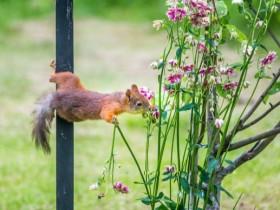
[32,61,150,153]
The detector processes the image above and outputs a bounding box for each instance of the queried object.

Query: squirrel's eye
[136,101,142,107]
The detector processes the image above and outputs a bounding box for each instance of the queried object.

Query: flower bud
[215,119,224,129]
[152,20,164,31]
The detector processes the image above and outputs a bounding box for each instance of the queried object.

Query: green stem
[115,125,150,197]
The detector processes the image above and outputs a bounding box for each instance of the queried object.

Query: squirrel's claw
[112,116,119,125]
[50,59,56,70]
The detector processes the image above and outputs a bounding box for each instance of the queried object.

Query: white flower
[230,31,238,40]
[215,119,224,129]
[242,41,254,56]
[152,20,164,31]
[150,61,159,70]
[232,0,243,4]
[244,81,251,88]
[272,5,278,13]
[166,0,178,6]
[256,20,264,28]
[219,65,227,74]
[185,34,197,46]
[89,183,99,190]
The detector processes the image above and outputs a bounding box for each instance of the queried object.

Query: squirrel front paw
[112,116,119,125]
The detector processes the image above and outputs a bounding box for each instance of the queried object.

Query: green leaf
[215,1,228,18]
[229,62,243,70]
[268,81,280,95]
[155,205,169,210]
[162,111,168,120]
[178,103,195,112]
[225,24,247,42]
[162,173,175,182]
[147,176,156,185]
[219,185,234,199]
[182,91,192,103]
[207,158,219,174]
[158,61,165,69]
[254,70,272,79]
[141,193,164,206]
[133,181,144,185]
[225,159,235,166]
[141,196,152,205]
[195,143,208,149]
[216,84,227,98]
[258,44,269,53]
[198,166,209,182]
[180,173,190,193]
[176,47,183,59]
[263,81,280,104]
[157,192,165,199]
[162,197,177,209]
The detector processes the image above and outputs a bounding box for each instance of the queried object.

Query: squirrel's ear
[126,89,131,100]
[131,84,139,93]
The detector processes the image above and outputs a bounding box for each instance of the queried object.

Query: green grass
[0,16,280,210]
[0,0,165,32]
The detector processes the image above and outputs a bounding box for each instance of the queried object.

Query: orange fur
[49,72,85,91]
[49,71,149,123]
[32,65,151,153]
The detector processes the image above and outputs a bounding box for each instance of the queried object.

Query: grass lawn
[0,18,279,210]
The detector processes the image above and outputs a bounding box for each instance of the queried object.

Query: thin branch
[228,126,280,151]
[240,101,280,131]
[224,69,280,147]
[240,69,280,124]
[218,122,280,179]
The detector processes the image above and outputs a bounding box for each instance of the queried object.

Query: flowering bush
[91,1,280,209]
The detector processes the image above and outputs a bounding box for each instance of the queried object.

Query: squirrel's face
[126,84,150,113]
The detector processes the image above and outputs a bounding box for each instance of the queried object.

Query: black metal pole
[56,0,74,210]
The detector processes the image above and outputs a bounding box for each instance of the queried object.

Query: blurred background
[0,0,279,210]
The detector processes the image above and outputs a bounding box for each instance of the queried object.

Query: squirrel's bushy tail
[32,93,55,154]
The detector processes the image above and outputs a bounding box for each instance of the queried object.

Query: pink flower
[166,7,187,22]
[168,59,178,67]
[187,0,212,27]
[199,66,214,76]
[182,64,194,72]
[219,66,234,76]
[189,0,212,15]
[225,68,234,76]
[190,13,210,27]
[113,181,129,194]
[164,84,176,95]
[167,73,183,84]
[113,181,122,190]
[121,186,129,193]
[164,165,175,173]
[215,118,224,129]
[150,106,160,119]
[198,42,207,53]
[223,81,238,90]
[260,51,277,67]
[139,86,154,100]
